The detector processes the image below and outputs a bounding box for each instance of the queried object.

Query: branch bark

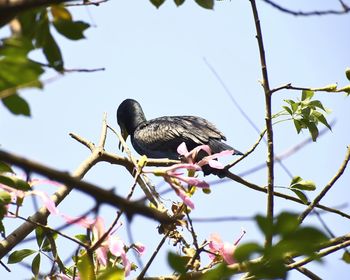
[249,0,274,248]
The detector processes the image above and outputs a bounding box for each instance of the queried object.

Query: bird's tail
[197,140,243,176]
[208,139,243,156]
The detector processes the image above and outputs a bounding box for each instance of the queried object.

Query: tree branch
[0,149,172,224]
[225,171,350,220]
[261,0,350,16]
[249,0,274,249]
[298,146,350,223]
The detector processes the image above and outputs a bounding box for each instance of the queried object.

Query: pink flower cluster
[207,230,246,265]
[147,142,234,209]
[0,178,144,278]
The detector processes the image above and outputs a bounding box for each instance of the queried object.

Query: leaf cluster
[150,0,214,9]
[0,161,31,234]
[233,212,329,279]
[283,90,331,141]
[0,5,89,116]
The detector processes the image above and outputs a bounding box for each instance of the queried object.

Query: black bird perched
[117,99,242,174]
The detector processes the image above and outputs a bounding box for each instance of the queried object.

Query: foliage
[0,5,89,116]
[282,90,331,141]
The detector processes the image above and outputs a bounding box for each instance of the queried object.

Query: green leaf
[41,232,58,252]
[274,212,299,236]
[342,251,350,264]
[201,263,232,280]
[346,68,350,81]
[307,121,319,141]
[234,242,263,262]
[277,227,328,256]
[0,175,31,191]
[256,215,273,238]
[35,227,45,248]
[75,234,89,244]
[53,20,90,40]
[293,119,302,134]
[290,176,302,186]
[0,221,5,235]
[313,111,332,130]
[0,162,13,173]
[249,258,287,279]
[150,0,166,8]
[301,107,311,119]
[97,267,125,280]
[174,0,185,6]
[282,106,293,115]
[301,90,314,101]
[51,5,72,21]
[291,189,309,204]
[0,191,11,204]
[8,249,36,264]
[167,251,189,274]
[291,180,316,191]
[308,100,326,111]
[42,32,64,71]
[195,0,214,9]
[2,94,31,116]
[31,253,41,276]
[77,253,94,280]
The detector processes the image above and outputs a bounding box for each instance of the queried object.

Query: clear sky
[1,0,350,279]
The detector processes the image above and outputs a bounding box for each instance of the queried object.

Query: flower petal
[208,233,223,252]
[207,160,225,169]
[134,242,146,255]
[222,242,236,265]
[30,190,59,215]
[176,175,209,188]
[177,142,189,155]
[109,236,125,257]
[96,246,108,266]
[177,189,195,209]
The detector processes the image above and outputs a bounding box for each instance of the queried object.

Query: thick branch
[0,149,172,224]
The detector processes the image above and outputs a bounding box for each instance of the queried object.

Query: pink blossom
[208,230,246,265]
[175,187,195,209]
[133,242,146,255]
[178,142,234,170]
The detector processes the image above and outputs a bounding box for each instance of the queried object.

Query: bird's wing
[133,116,227,154]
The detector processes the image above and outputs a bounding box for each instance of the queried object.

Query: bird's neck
[127,107,146,134]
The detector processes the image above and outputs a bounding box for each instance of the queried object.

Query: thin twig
[298,146,350,223]
[191,215,254,223]
[224,171,350,220]
[227,128,266,168]
[137,232,170,280]
[270,82,345,94]
[261,0,350,16]
[288,239,350,270]
[66,0,109,6]
[7,211,88,248]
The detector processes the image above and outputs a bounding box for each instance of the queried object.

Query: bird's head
[117,99,147,142]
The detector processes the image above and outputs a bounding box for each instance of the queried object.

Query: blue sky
[1,0,350,278]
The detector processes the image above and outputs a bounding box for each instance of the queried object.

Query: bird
[117,99,242,175]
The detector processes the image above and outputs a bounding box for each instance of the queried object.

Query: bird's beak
[118,127,129,151]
